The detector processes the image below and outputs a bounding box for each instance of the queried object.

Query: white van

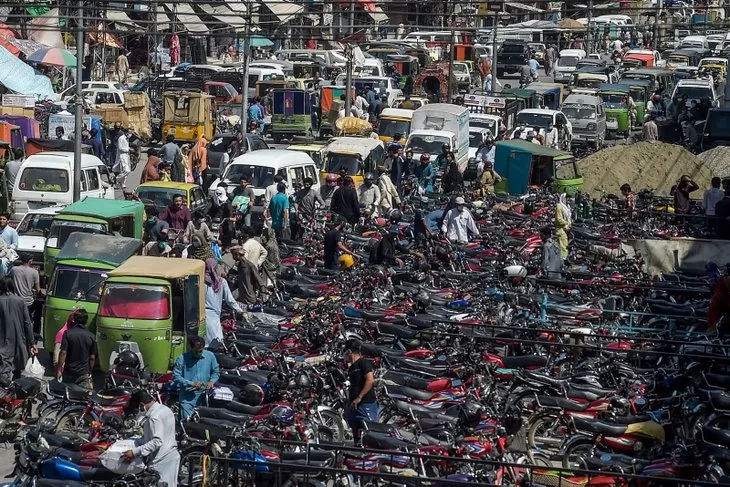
[245,67,286,98]
[680,35,709,49]
[11,152,114,220]
[593,14,634,25]
[554,49,587,84]
[208,149,319,207]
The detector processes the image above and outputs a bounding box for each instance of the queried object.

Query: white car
[58,82,128,102]
[553,49,586,84]
[514,108,573,150]
[468,127,491,161]
[452,62,472,89]
[15,206,64,271]
[82,89,126,108]
[671,78,720,107]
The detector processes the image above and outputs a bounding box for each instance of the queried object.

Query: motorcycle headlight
[587,123,596,131]
[554,72,563,79]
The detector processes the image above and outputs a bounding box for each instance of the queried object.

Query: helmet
[326,173,338,185]
[339,254,356,270]
[114,350,141,369]
[389,208,403,223]
[415,290,431,311]
[441,143,449,152]
[420,153,430,162]
[364,173,374,183]
[295,372,312,390]
[652,94,662,103]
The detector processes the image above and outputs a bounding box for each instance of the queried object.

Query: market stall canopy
[6,37,45,57]
[505,3,544,12]
[29,7,64,49]
[249,35,274,48]
[207,3,248,28]
[367,5,388,23]
[165,3,209,33]
[105,10,142,31]
[27,47,76,68]
[89,24,125,49]
[0,23,18,56]
[260,0,304,24]
[559,18,586,28]
[0,45,54,100]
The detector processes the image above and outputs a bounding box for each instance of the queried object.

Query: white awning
[208,4,248,28]
[166,3,209,33]
[106,10,141,30]
[225,0,249,15]
[505,2,545,12]
[259,0,303,24]
[367,5,388,23]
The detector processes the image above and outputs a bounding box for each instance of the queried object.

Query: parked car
[702,108,730,151]
[207,133,270,180]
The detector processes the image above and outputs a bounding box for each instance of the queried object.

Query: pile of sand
[698,146,730,179]
[579,142,713,197]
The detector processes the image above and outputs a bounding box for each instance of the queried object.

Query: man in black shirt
[345,339,377,443]
[716,185,730,240]
[323,218,356,271]
[56,309,97,388]
[330,176,361,225]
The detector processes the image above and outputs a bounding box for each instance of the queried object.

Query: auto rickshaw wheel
[273,134,282,144]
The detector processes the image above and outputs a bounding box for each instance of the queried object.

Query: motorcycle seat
[536,396,588,412]
[566,388,608,402]
[229,340,271,355]
[36,480,87,487]
[80,466,120,481]
[344,234,373,245]
[359,309,387,321]
[572,417,627,437]
[211,399,265,416]
[280,450,336,465]
[385,384,435,401]
[48,380,90,402]
[184,419,236,442]
[90,387,133,407]
[231,332,277,344]
[214,353,241,370]
[197,406,252,424]
[704,373,730,390]
[612,414,652,425]
[389,357,450,376]
[362,343,405,359]
[41,433,83,450]
[418,416,460,430]
[12,376,42,399]
[362,431,412,451]
[377,323,420,340]
[381,370,440,391]
[197,415,241,430]
[56,448,86,464]
[702,426,730,449]
[522,370,565,388]
[710,391,730,411]
[502,355,548,369]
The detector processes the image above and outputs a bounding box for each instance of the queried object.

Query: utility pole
[73,0,83,202]
[653,0,662,48]
[447,26,455,102]
[489,2,501,94]
[241,0,251,130]
[586,0,593,54]
[349,0,355,35]
[345,43,353,117]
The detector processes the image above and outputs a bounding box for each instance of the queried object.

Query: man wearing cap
[441,197,479,243]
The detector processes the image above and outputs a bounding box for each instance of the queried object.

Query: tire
[316,409,345,444]
[178,446,207,487]
[272,134,282,144]
[561,438,595,470]
[55,410,93,436]
[527,413,564,450]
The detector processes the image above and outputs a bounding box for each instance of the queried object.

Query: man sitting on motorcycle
[519,58,534,88]
[528,55,539,80]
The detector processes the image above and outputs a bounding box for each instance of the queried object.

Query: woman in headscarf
[555,193,572,260]
[260,228,280,291]
[203,258,241,347]
[190,136,208,187]
[209,185,233,249]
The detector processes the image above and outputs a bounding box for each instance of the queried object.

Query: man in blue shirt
[159,134,181,165]
[414,154,434,193]
[268,182,290,240]
[0,212,18,250]
[528,55,539,80]
[172,335,220,419]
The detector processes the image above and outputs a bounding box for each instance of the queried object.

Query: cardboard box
[0,106,35,118]
[126,107,151,139]
[124,91,150,111]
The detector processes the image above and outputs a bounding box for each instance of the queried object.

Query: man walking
[115,52,129,84]
[0,277,35,382]
[56,309,96,388]
[705,177,724,235]
[345,339,377,444]
[377,165,400,215]
[4,149,23,198]
[11,254,40,338]
[172,335,220,419]
[268,182,290,240]
[123,390,180,487]
[160,134,181,166]
[114,127,131,189]
[294,177,325,236]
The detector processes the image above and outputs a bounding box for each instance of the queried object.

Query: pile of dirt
[698,146,730,179]
[579,142,714,197]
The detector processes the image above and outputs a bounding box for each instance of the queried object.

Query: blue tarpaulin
[0,45,54,100]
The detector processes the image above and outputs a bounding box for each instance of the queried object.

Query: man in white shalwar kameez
[114,128,131,189]
[123,390,180,487]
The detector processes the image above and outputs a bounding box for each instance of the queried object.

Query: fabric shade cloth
[260,0,304,24]
[207,3,248,28]
[29,7,64,49]
[0,23,18,56]
[367,5,388,23]
[166,3,209,33]
[27,46,77,68]
[88,24,124,49]
[559,18,585,28]
[6,38,46,57]
[249,35,273,48]
[106,10,142,31]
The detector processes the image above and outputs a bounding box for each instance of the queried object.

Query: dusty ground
[698,146,730,179]
[579,141,714,197]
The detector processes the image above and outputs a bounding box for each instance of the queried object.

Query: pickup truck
[497,41,531,78]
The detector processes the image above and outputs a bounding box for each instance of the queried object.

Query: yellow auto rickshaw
[161,91,215,144]
[320,135,385,189]
[699,57,728,81]
[95,257,206,373]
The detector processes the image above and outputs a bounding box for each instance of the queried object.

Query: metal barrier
[182,436,723,486]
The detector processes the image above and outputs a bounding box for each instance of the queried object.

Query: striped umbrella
[26,47,77,68]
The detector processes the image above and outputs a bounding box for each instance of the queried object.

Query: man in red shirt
[160,194,192,231]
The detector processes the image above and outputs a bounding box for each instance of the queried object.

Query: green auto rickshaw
[42,233,142,351]
[44,198,145,279]
[270,89,312,144]
[95,256,206,373]
[598,84,632,138]
[493,140,583,196]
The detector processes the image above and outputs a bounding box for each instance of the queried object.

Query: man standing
[4,149,23,198]
[705,177,725,234]
[56,309,95,388]
[0,277,35,382]
[11,254,40,337]
[0,212,18,250]
[160,194,192,231]
[160,134,181,166]
[345,339,377,444]
[642,114,659,143]
[123,390,180,487]
[441,197,479,243]
[671,175,699,216]
[377,165,400,215]
[115,52,129,84]
[172,335,220,419]
[414,154,435,193]
[544,44,556,76]
[294,177,325,230]
[88,129,104,160]
[114,127,131,189]
[540,227,563,279]
[240,226,268,269]
[544,122,560,150]
[231,175,256,227]
[268,182,290,239]
[141,148,161,184]
[357,173,381,216]
[323,217,356,271]
[330,176,361,225]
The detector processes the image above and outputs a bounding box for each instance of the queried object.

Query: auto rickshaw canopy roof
[57,234,143,268]
[108,256,205,316]
[598,83,631,93]
[137,181,199,192]
[497,139,572,158]
[60,197,145,220]
[163,91,213,124]
[326,136,385,159]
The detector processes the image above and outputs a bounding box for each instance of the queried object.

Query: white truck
[406,104,470,172]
